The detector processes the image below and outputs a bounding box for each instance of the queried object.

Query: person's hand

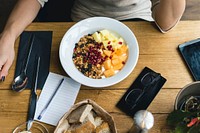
[0,32,15,81]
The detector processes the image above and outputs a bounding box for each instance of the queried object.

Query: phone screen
[179,38,200,81]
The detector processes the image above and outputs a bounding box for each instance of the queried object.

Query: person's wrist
[3,20,22,40]
[1,29,16,47]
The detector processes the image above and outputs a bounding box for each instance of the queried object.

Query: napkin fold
[14,31,52,89]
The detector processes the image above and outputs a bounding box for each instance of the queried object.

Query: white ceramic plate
[59,17,139,87]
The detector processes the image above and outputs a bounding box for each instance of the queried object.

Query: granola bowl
[59,17,139,87]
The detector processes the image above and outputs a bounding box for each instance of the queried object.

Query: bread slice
[94,116,103,127]
[84,111,96,128]
[68,123,80,131]
[56,119,70,133]
[63,130,73,133]
[68,104,93,123]
[95,122,111,133]
[74,121,95,133]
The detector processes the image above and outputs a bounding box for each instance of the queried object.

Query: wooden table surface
[1,21,200,133]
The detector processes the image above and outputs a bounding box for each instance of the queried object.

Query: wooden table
[1,21,200,133]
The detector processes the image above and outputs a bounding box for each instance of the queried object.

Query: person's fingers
[0,33,15,81]
[0,68,6,82]
[0,60,4,80]
[0,64,2,71]
[0,59,13,81]
[0,48,14,81]
[0,65,4,81]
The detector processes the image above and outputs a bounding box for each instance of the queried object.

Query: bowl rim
[59,17,139,87]
[13,121,49,133]
[174,81,200,110]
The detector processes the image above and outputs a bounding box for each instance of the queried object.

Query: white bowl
[59,17,139,87]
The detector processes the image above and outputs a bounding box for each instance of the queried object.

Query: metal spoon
[12,34,35,92]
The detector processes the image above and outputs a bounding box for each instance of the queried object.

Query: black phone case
[116,67,166,117]
[178,38,200,81]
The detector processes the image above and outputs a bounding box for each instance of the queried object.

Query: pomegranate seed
[118,42,122,44]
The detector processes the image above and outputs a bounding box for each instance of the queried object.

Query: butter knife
[26,56,40,131]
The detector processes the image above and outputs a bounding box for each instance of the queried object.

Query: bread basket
[54,99,117,133]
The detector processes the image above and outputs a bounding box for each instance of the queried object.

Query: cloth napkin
[14,31,52,89]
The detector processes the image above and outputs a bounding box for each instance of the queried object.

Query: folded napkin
[14,31,52,89]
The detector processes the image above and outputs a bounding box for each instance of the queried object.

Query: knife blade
[26,56,40,131]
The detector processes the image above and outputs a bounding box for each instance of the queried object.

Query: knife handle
[27,93,37,120]
[27,56,40,122]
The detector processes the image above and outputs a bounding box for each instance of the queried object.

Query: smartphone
[178,38,200,81]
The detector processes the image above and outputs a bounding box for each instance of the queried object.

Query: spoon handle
[23,34,35,73]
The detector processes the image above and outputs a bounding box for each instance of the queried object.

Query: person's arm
[4,0,41,40]
[152,0,186,32]
[0,0,41,80]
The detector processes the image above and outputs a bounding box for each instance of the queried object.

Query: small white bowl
[174,81,200,110]
[59,17,139,87]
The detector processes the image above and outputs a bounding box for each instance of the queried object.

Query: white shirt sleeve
[37,0,48,7]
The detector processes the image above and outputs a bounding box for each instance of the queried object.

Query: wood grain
[0,89,179,113]
[0,112,170,133]
[1,21,200,133]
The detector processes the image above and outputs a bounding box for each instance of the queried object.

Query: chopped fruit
[104,69,115,78]
[115,45,128,56]
[104,59,112,70]
[112,58,120,66]
[100,30,110,37]
[112,54,118,59]
[118,42,122,44]
[119,55,127,62]
[115,49,123,56]
[103,50,112,57]
[113,63,124,70]
[92,32,102,43]
[121,45,128,53]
